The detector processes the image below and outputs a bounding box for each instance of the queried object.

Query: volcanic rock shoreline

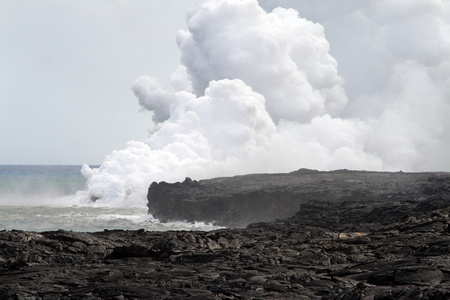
[1,170,450,299]
[147,169,450,227]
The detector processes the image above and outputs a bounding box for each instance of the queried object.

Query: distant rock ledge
[147,169,450,227]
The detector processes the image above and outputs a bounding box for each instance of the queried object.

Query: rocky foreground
[1,170,450,299]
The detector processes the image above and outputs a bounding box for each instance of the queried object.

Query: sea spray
[0,165,221,232]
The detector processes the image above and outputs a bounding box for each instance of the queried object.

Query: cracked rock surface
[1,170,450,299]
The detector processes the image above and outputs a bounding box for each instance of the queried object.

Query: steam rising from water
[76,0,450,207]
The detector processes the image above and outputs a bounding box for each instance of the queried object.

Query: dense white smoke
[76,0,450,207]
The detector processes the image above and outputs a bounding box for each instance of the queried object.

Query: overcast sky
[0,0,192,165]
[1,0,449,172]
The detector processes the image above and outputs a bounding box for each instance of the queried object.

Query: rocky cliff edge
[147,169,450,227]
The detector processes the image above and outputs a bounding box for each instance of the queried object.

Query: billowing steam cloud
[76,0,450,207]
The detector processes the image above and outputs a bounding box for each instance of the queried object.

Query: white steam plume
[76,0,450,207]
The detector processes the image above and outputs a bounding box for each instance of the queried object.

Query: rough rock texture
[1,170,450,299]
[147,169,450,227]
[2,199,450,299]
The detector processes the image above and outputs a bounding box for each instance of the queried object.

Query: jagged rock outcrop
[2,190,450,299]
[147,169,450,227]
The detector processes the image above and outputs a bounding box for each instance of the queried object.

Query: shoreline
[2,194,450,299]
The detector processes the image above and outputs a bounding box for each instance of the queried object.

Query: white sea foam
[0,205,221,232]
[0,165,222,232]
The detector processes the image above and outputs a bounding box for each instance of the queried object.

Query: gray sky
[2,0,449,172]
[0,0,192,165]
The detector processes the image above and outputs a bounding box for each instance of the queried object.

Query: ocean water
[0,165,220,232]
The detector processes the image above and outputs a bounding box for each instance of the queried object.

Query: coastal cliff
[147,169,450,227]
